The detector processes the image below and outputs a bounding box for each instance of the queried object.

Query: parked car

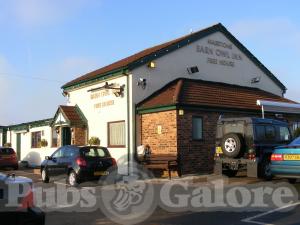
[0,173,45,225]
[0,147,18,170]
[270,137,300,183]
[41,145,117,187]
[214,117,292,179]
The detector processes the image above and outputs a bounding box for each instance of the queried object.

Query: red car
[0,147,18,170]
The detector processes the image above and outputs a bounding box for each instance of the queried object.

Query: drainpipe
[122,72,131,175]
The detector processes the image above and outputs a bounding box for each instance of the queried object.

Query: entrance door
[16,133,21,160]
[62,127,71,146]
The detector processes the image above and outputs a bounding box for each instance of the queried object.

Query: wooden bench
[139,154,181,179]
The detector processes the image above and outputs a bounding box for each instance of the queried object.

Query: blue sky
[1,0,300,125]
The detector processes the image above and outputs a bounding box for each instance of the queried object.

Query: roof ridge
[62,23,286,93]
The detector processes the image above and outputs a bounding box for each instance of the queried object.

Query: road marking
[241,202,300,225]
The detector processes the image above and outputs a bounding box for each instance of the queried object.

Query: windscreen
[80,147,110,158]
[0,148,14,155]
[290,137,300,146]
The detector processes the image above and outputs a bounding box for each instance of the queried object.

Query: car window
[63,147,76,157]
[0,148,14,155]
[80,147,109,158]
[52,148,63,158]
[255,126,266,141]
[265,126,276,140]
[290,137,300,145]
[279,126,291,142]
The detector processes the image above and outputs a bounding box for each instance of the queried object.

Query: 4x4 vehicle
[41,145,117,187]
[214,117,292,179]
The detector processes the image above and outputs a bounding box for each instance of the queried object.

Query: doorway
[16,133,21,160]
[62,127,71,146]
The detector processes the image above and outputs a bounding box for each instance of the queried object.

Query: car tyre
[221,133,243,158]
[288,178,297,184]
[68,170,79,187]
[260,157,273,181]
[223,169,238,177]
[41,168,50,183]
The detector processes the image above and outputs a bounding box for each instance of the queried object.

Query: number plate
[94,171,109,176]
[283,154,300,161]
[215,147,223,154]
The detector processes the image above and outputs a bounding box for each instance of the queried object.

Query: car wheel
[223,169,238,177]
[221,133,243,158]
[260,158,273,181]
[68,170,79,187]
[41,168,50,183]
[13,165,19,170]
[288,178,297,184]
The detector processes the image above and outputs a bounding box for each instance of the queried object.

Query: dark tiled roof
[62,23,286,91]
[59,105,86,126]
[137,78,295,112]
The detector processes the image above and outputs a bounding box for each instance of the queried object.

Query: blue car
[271,137,300,183]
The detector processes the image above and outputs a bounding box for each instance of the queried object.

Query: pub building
[1,23,300,175]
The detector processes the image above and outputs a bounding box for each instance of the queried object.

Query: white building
[1,23,299,174]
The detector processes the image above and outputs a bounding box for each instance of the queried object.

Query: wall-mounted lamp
[137,78,147,89]
[62,91,69,97]
[251,76,261,84]
[147,61,156,68]
[187,66,199,74]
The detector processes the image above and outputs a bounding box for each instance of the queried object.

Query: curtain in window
[109,121,125,146]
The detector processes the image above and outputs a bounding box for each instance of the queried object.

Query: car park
[0,147,18,170]
[214,117,292,179]
[270,137,300,183]
[41,145,117,187]
[0,173,45,225]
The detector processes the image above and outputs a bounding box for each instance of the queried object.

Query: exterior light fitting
[137,78,147,89]
[148,61,156,68]
[251,76,261,84]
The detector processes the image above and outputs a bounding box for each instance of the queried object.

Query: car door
[47,147,64,177]
[59,146,76,177]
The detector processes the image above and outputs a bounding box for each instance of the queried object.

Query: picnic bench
[138,154,181,179]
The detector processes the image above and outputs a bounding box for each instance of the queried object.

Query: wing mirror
[45,156,52,160]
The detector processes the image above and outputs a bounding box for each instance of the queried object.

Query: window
[292,122,300,132]
[255,126,266,141]
[51,128,58,147]
[108,121,126,147]
[31,131,41,148]
[265,126,276,140]
[52,148,63,158]
[63,147,76,157]
[80,147,109,158]
[192,117,203,140]
[279,126,291,142]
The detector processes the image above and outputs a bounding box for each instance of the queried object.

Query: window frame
[31,131,42,149]
[51,127,58,148]
[192,116,203,141]
[107,120,126,148]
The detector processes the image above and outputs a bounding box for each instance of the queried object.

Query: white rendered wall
[131,31,284,105]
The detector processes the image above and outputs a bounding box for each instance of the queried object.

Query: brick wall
[72,127,87,145]
[140,110,177,155]
[139,109,300,176]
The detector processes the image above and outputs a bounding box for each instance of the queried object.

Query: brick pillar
[72,127,87,146]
